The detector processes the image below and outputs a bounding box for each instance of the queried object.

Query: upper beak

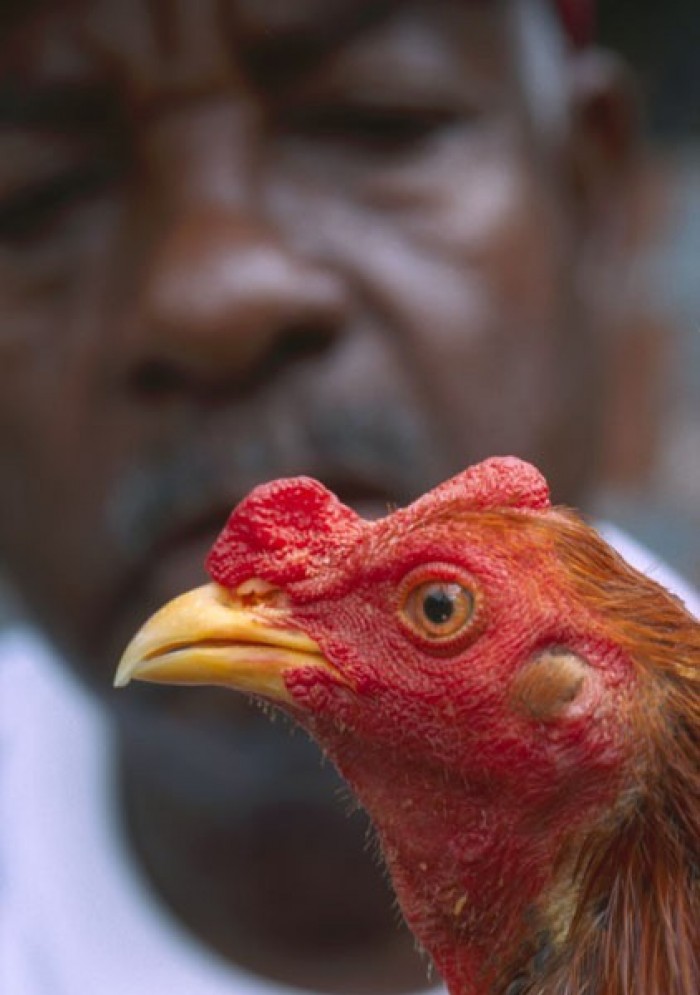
[114,582,338,704]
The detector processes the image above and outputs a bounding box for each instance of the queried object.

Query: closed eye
[0,157,123,242]
[281,102,466,153]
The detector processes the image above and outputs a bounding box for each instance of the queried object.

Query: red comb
[207,477,360,589]
[410,456,551,520]
[207,459,551,590]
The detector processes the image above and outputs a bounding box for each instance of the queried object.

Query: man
[1,1,695,993]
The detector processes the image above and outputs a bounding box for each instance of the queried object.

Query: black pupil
[423,588,455,625]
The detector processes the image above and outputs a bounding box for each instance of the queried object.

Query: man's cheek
[404,162,558,310]
[0,194,122,300]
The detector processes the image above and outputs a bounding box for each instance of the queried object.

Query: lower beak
[114,582,336,704]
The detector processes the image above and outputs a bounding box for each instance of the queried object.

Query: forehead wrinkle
[2,1,235,109]
[79,0,234,104]
[230,0,405,44]
[229,0,415,91]
[1,0,516,112]
[1,0,414,116]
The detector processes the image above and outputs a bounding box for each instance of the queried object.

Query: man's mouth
[151,475,396,564]
[161,483,391,593]
[102,397,437,672]
[106,473,399,653]
[106,396,434,569]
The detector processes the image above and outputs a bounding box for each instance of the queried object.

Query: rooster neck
[328,742,700,995]
[376,804,552,995]
[320,743,578,995]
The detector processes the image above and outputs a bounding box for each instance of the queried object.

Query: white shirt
[1,528,697,995]
[0,627,304,995]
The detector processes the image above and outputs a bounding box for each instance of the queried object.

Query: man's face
[1,0,609,689]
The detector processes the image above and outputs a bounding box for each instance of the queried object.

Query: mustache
[105,401,437,566]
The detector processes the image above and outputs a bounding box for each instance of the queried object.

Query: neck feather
[526,721,700,995]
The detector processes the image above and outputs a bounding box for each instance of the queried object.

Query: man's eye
[0,158,121,243]
[284,104,462,153]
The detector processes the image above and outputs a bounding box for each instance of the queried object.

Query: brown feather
[516,511,700,995]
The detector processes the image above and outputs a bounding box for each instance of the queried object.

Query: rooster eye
[402,580,475,641]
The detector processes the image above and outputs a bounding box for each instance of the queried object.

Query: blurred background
[0,0,698,625]
[591,0,700,589]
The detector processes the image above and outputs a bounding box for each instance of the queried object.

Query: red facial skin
[209,456,700,992]
[208,458,645,992]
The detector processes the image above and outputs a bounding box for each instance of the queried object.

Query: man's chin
[114,680,345,823]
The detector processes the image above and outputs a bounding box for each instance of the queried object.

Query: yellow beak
[114,582,338,704]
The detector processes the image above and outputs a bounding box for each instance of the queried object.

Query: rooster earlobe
[426,456,551,514]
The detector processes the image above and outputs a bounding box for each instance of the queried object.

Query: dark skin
[0,1,643,991]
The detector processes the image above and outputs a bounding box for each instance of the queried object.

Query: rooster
[116,456,700,995]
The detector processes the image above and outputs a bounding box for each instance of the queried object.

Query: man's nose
[129,209,348,395]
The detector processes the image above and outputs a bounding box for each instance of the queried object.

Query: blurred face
[0,0,607,689]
